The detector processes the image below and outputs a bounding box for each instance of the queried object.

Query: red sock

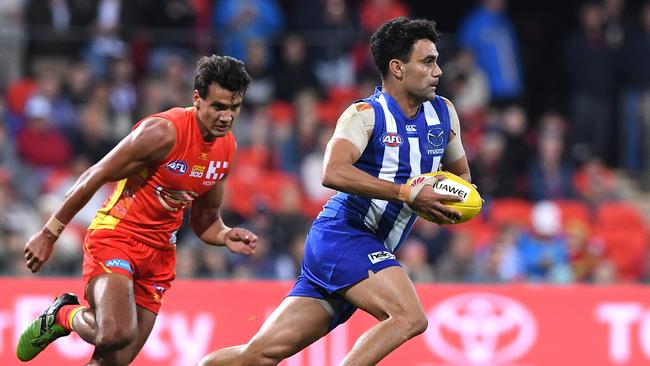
[55,305,86,332]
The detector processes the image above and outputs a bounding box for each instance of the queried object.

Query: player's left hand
[224,228,258,255]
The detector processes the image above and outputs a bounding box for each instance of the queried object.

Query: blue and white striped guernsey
[319,87,451,252]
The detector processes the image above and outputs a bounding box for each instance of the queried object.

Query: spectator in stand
[108,57,138,138]
[139,77,169,118]
[434,231,475,282]
[16,95,72,169]
[137,58,190,119]
[536,110,568,140]
[175,244,201,278]
[272,34,324,102]
[291,0,359,88]
[66,105,114,164]
[273,231,307,280]
[398,238,436,283]
[499,105,530,196]
[279,89,322,174]
[198,245,230,278]
[573,157,619,204]
[0,0,24,88]
[0,184,41,276]
[82,0,137,78]
[441,48,491,117]
[457,0,524,103]
[469,132,507,199]
[358,0,409,35]
[516,201,572,283]
[228,104,265,150]
[62,61,93,109]
[565,1,617,163]
[1,106,30,200]
[83,79,124,141]
[212,0,284,62]
[566,219,604,282]
[15,94,73,200]
[602,0,629,49]
[0,173,41,243]
[354,1,408,83]
[0,174,41,275]
[473,223,522,282]
[592,259,618,284]
[300,125,336,204]
[157,54,194,114]
[232,235,276,279]
[24,0,93,66]
[619,1,650,189]
[527,122,575,201]
[410,220,453,267]
[242,38,275,106]
[0,119,19,187]
[139,0,196,72]
[269,182,309,253]
[35,69,76,132]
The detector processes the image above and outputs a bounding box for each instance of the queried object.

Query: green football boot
[16,293,79,362]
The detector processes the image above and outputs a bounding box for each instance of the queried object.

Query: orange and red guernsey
[90,107,235,247]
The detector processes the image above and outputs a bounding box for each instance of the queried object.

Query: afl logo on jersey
[427,127,445,147]
[380,132,403,147]
[165,160,188,175]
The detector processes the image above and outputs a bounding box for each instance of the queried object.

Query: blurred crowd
[0,0,649,284]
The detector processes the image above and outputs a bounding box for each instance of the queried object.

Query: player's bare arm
[440,97,471,182]
[189,181,257,255]
[24,117,176,273]
[323,102,462,223]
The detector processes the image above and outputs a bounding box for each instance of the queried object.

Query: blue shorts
[288,217,401,331]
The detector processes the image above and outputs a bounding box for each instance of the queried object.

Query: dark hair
[193,55,252,98]
[370,17,441,78]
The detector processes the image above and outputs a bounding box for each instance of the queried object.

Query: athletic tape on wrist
[398,184,412,203]
[216,227,232,245]
[401,177,437,204]
[45,215,66,237]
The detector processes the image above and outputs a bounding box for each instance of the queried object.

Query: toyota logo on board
[424,293,537,366]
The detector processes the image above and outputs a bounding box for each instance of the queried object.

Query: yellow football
[406,171,482,224]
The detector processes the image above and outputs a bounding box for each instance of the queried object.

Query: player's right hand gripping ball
[406,171,482,224]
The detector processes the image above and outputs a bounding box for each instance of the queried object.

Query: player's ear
[389,59,403,81]
[192,90,201,109]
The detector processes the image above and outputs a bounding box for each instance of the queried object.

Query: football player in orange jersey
[17,55,258,365]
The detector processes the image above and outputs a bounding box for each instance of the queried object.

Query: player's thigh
[246,296,331,358]
[340,266,424,321]
[93,306,157,365]
[86,273,137,333]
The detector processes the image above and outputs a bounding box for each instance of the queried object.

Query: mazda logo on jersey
[380,132,403,147]
[427,127,445,147]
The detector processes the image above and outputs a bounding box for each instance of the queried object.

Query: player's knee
[95,326,135,351]
[408,312,429,336]
[394,310,428,339]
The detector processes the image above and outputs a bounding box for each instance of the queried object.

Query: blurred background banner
[3,278,650,366]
